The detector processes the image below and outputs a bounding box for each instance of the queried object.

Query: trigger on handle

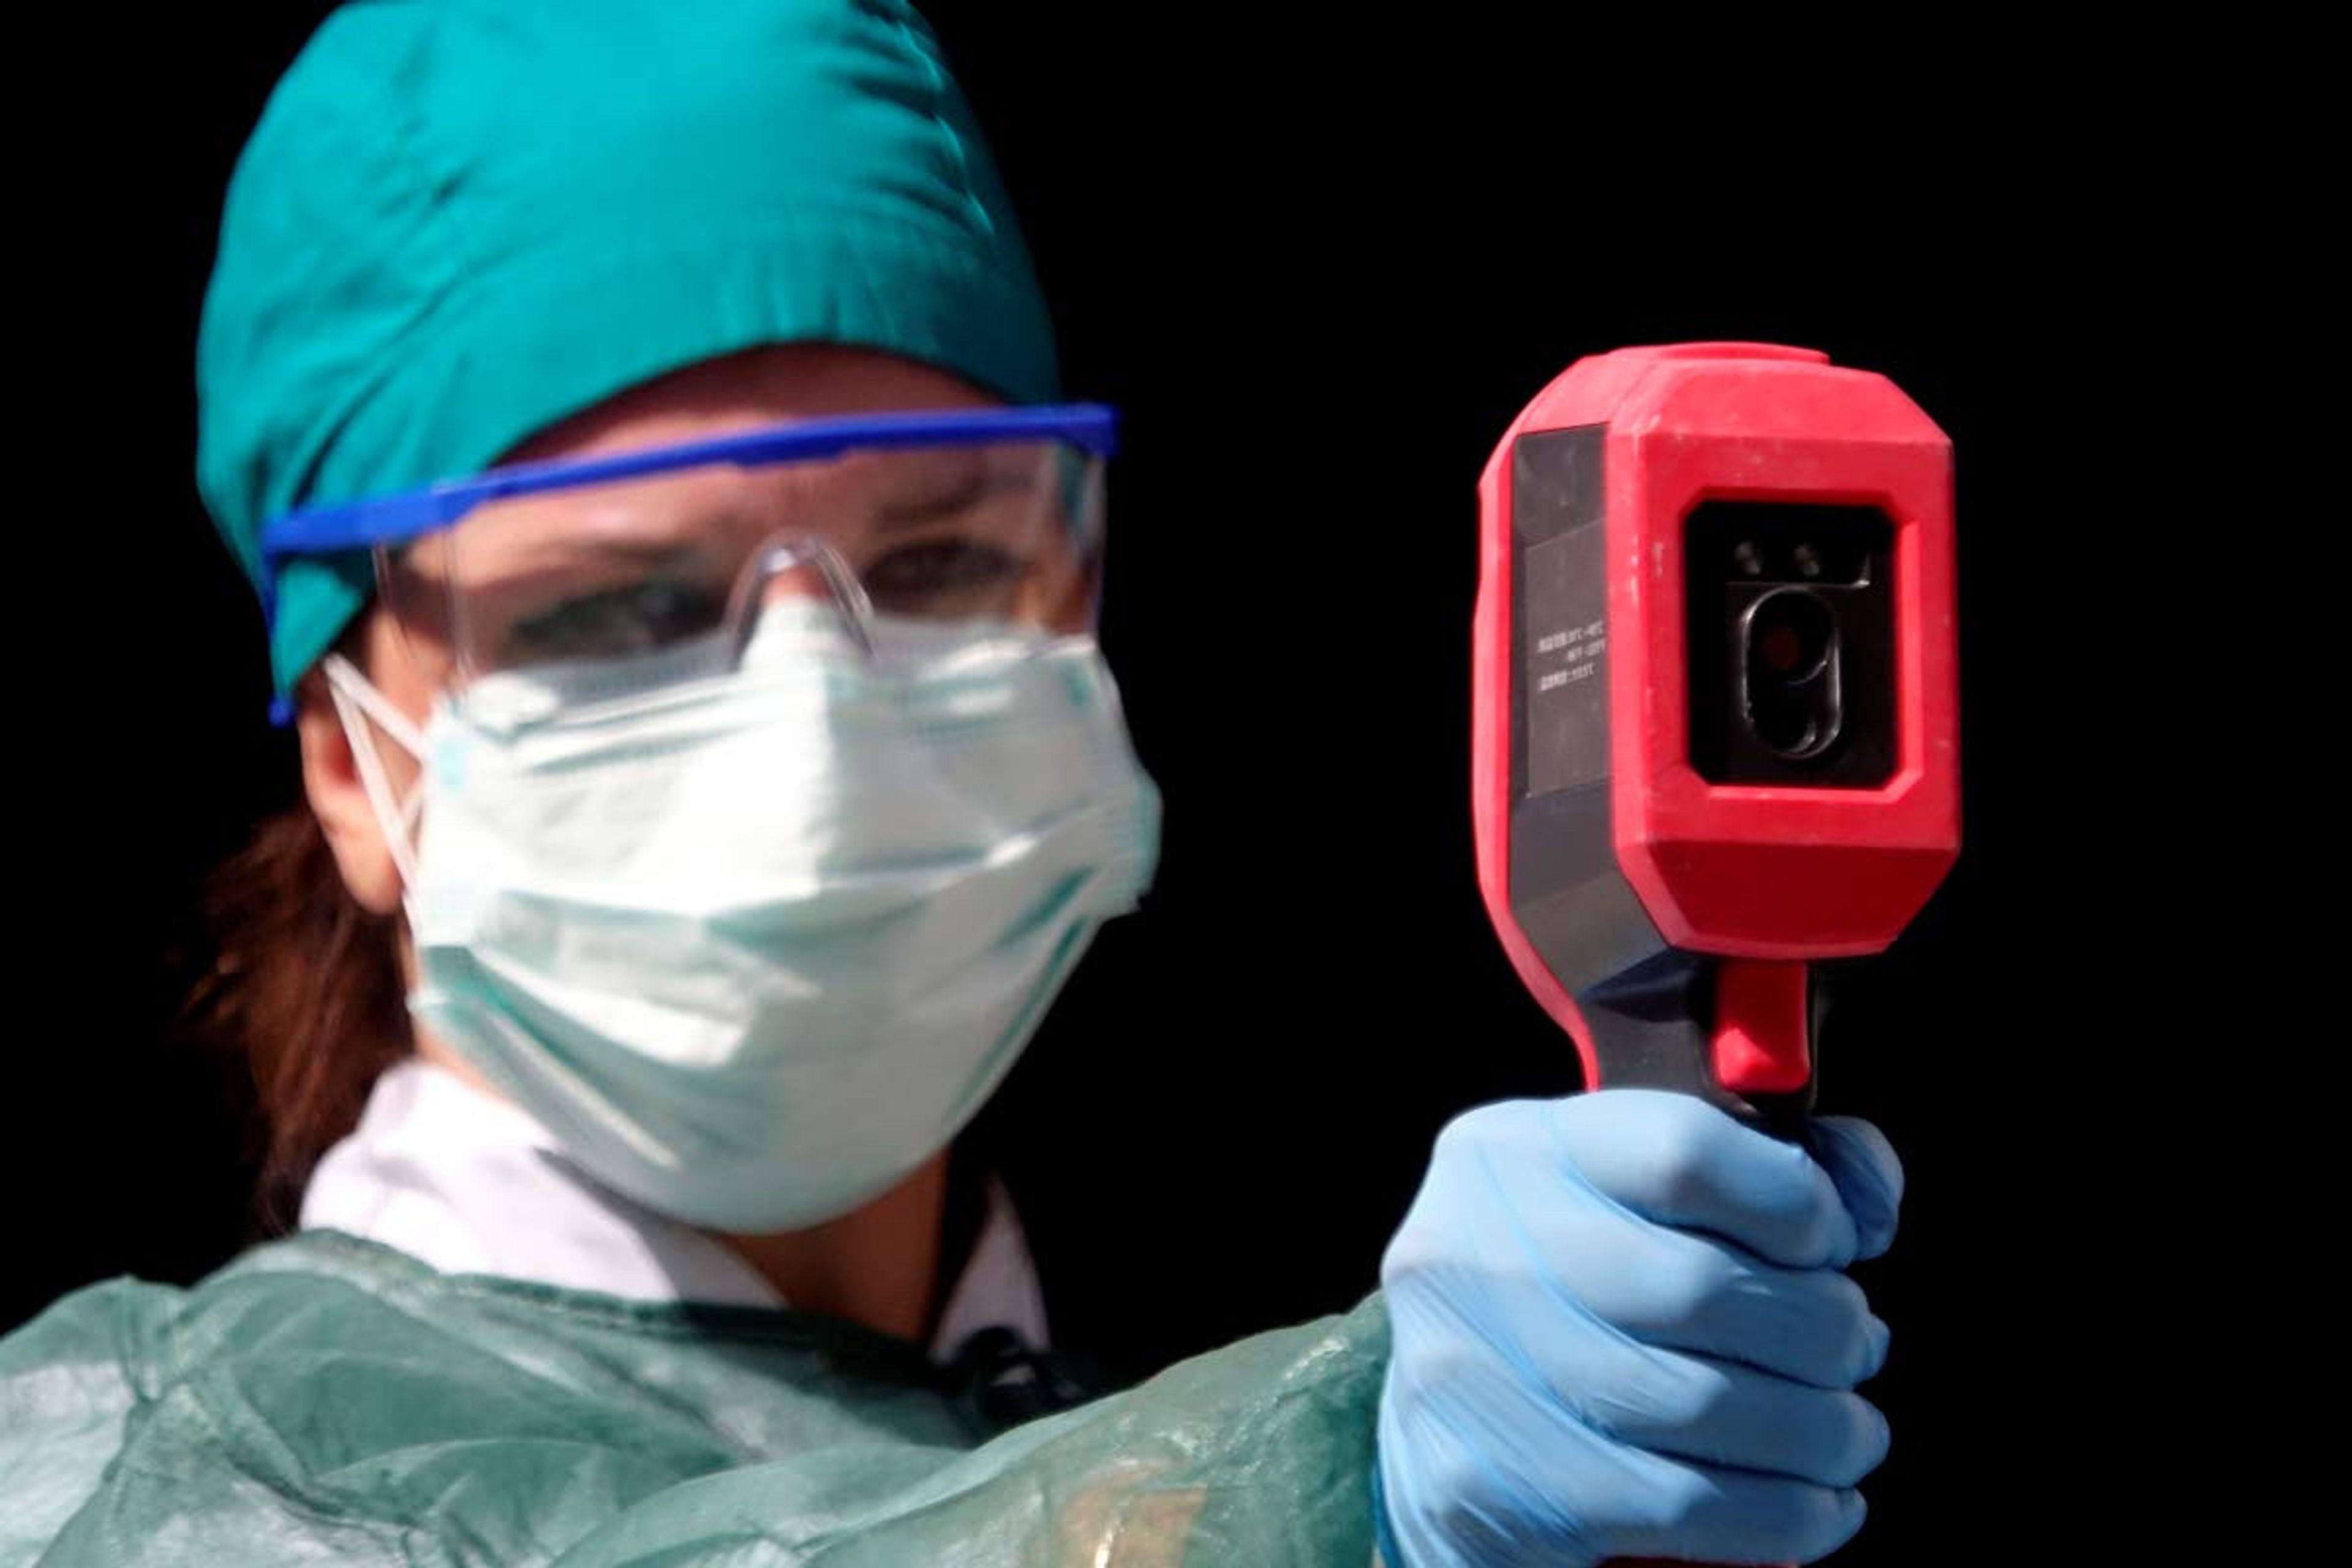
[1711,960,1811,1097]
[1573,954,1816,1138]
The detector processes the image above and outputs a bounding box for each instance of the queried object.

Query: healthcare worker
[0,4,1904,1564]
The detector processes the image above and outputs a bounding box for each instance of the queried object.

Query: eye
[861,540,1031,615]
[499,578,730,665]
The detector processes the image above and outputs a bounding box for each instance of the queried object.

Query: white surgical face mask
[325,601,1160,1231]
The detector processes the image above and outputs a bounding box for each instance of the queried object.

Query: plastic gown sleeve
[0,1232,1388,1567]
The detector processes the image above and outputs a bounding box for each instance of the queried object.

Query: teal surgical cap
[197,0,1061,700]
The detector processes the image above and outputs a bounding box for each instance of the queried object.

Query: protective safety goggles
[259,404,1117,707]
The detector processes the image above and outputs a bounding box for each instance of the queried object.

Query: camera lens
[1741,588,1841,758]
[1746,589,1834,682]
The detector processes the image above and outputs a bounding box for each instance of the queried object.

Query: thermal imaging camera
[1472,343,1959,1129]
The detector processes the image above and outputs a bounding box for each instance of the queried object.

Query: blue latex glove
[1375,1089,1904,1567]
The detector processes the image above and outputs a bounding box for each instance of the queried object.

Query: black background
[14,6,2186,1561]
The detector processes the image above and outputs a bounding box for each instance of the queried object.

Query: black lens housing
[1686,503,1896,788]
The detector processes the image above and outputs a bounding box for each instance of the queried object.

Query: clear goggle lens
[375,436,1106,697]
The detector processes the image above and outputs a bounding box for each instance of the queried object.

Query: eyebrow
[480,465,1033,567]
[510,537,716,571]
[871,467,1028,534]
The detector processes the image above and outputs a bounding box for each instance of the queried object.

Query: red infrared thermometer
[1472,342,1959,1135]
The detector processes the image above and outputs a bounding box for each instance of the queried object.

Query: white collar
[300,1058,1050,1360]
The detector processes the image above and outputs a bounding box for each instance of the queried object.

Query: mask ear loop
[322,653,431,894]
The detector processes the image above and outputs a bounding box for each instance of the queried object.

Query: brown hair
[189,805,412,1231]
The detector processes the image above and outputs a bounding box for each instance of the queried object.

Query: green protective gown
[1,1232,1388,1566]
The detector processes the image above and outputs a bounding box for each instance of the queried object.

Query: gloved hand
[1374,1089,1903,1567]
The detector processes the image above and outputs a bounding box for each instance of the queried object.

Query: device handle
[1580,955,1819,1568]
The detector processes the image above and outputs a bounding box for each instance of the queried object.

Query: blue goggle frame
[258,403,1120,637]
